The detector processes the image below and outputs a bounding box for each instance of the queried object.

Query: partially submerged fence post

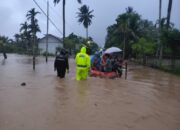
[125,61,127,80]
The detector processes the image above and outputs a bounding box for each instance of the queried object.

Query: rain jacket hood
[80,47,86,54]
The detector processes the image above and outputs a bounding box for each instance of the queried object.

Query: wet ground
[0,54,180,130]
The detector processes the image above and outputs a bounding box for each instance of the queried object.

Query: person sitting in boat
[114,58,123,77]
[91,57,98,70]
[100,54,106,72]
[96,55,101,70]
[105,55,112,72]
[111,55,116,71]
[91,52,101,70]
[101,54,112,72]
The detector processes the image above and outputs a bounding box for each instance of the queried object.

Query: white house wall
[39,42,62,54]
[38,35,63,54]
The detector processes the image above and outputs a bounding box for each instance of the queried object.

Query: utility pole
[62,0,65,48]
[46,0,49,63]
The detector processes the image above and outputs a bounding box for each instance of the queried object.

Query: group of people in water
[54,47,123,80]
[91,51,123,77]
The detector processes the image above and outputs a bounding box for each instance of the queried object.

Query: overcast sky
[0,0,179,47]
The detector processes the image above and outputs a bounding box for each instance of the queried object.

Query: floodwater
[0,54,180,130]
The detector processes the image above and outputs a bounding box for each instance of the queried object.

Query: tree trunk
[46,35,48,62]
[25,40,28,54]
[159,0,162,66]
[33,33,35,70]
[167,0,173,29]
[62,0,65,48]
[156,0,161,57]
[123,30,126,60]
[171,51,175,69]
[167,0,173,68]
[86,27,88,39]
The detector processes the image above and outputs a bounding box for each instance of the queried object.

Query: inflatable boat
[90,69,121,78]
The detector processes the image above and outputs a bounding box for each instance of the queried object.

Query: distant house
[38,34,63,54]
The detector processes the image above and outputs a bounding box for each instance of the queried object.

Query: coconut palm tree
[20,22,29,35]
[26,8,41,70]
[77,5,94,39]
[20,21,31,52]
[14,34,21,44]
[157,0,172,65]
[54,0,82,48]
[26,8,41,37]
[115,7,141,59]
[117,14,129,59]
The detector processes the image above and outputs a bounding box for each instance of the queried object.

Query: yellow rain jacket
[75,47,90,80]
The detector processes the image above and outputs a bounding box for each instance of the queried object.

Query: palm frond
[54,0,61,4]
[77,0,82,4]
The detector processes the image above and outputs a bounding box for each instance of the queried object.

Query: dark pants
[57,69,66,78]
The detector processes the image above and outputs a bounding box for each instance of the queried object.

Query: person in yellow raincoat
[75,47,90,81]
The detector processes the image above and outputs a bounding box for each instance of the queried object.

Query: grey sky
[0,0,179,47]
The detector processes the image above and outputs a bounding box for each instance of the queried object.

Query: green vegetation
[105,7,157,59]
[0,36,15,53]
[105,6,180,60]
[64,33,99,55]
[0,8,40,56]
[132,38,155,64]
[0,8,41,55]
[104,6,180,74]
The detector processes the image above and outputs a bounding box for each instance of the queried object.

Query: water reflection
[1,59,6,65]
[54,78,69,107]
[76,80,87,104]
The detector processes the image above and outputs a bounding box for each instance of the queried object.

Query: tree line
[104,6,180,69]
[0,8,41,55]
[0,3,96,57]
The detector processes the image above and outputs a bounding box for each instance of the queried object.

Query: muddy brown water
[0,54,180,130]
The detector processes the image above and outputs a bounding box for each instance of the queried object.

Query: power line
[43,0,62,18]
[32,0,63,35]
[42,0,80,35]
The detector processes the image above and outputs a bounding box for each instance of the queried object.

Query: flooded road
[0,54,180,130]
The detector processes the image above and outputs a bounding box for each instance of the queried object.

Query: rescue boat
[90,69,121,78]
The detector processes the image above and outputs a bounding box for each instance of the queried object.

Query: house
[38,34,63,55]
